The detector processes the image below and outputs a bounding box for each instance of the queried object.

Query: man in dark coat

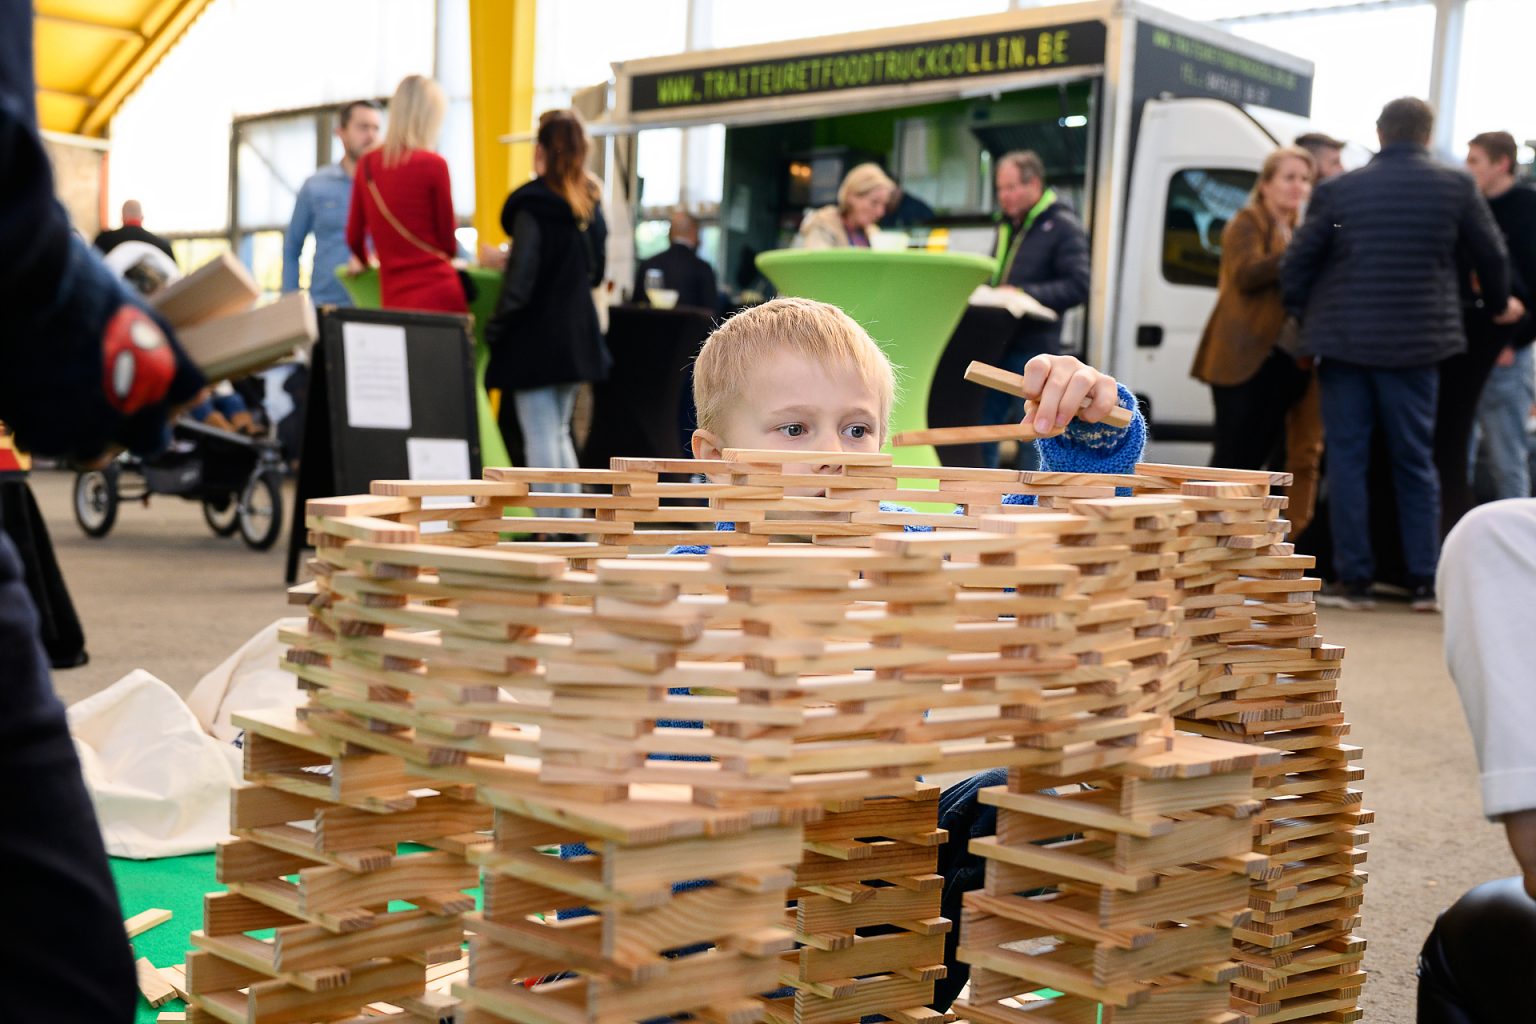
[1,2,205,1017]
[983,149,1091,470]
[633,210,720,314]
[1281,97,1519,611]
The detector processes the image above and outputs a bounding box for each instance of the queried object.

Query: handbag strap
[363,162,452,264]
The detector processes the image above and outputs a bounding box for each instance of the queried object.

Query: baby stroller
[73,417,285,550]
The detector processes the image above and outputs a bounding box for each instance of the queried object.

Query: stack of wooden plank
[774,784,950,1024]
[1132,465,1370,1024]
[185,708,481,1024]
[205,451,1371,1024]
[150,252,316,382]
[956,733,1277,1024]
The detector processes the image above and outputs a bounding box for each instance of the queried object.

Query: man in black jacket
[632,210,720,314]
[983,149,1091,469]
[93,198,175,261]
[1281,97,1519,611]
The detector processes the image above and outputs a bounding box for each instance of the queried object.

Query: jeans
[0,531,136,1021]
[1319,360,1440,583]
[514,383,581,517]
[980,343,1046,472]
[1473,346,1534,501]
[1417,876,1536,1022]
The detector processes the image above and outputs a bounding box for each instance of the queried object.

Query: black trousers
[1210,349,1312,472]
[1437,327,1505,536]
[1418,876,1536,1022]
[0,530,135,1021]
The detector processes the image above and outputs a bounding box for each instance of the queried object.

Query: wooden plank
[176,292,317,381]
[150,251,259,327]
[125,907,173,938]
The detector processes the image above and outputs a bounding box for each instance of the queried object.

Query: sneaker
[1318,580,1376,611]
[1409,582,1440,614]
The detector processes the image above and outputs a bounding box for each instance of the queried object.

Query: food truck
[584,1,1317,441]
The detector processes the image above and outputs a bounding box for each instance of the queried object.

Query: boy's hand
[1020,354,1121,433]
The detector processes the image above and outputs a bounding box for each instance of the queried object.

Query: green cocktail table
[334,265,511,470]
[755,249,995,466]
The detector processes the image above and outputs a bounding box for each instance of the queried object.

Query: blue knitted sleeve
[1035,382,1145,476]
[1000,383,1145,503]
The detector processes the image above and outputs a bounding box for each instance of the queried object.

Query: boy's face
[692,349,883,493]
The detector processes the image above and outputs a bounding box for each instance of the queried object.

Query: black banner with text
[629,20,1108,113]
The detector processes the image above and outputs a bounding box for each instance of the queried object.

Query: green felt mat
[113,853,218,1021]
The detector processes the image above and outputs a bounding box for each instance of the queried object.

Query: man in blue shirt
[282,99,381,307]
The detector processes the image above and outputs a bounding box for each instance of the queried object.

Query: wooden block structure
[186,451,1368,1023]
[955,735,1276,1024]
[184,706,485,1024]
[1132,465,1370,1024]
[772,785,950,1024]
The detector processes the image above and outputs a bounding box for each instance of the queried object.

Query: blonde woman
[797,162,895,249]
[1192,145,1317,471]
[346,75,465,313]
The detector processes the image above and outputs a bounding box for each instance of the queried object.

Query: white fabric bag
[67,670,242,859]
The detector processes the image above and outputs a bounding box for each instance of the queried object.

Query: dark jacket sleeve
[1024,211,1091,312]
[1462,184,1511,317]
[1280,184,1334,317]
[1224,210,1283,293]
[587,204,608,288]
[489,210,542,326]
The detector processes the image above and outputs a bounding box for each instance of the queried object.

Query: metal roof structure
[33,0,214,137]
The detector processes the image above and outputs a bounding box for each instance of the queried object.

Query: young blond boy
[689,296,1145,496]
[684,298,1148,1009]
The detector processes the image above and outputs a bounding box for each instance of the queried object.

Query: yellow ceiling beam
[73,0,212,137]
[468,0,537,249]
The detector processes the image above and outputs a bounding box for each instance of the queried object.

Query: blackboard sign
[629,20,1107,113]
[1133,21,1312,117]
[285,307,481,582]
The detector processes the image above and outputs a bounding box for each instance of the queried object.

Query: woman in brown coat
[1192,146,1317,472]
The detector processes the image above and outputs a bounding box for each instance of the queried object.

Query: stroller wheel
[203,493,240,536]
[73,468,119,538]
[237,470,283,551]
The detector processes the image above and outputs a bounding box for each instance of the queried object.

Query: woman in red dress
[345,75,465,314]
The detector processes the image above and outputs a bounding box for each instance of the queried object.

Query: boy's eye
[780,424,805,437]
[844,425,869,439]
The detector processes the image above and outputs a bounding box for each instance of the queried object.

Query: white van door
[1112,97,1280,438]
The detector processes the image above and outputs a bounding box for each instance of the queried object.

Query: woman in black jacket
[486,109,609,505]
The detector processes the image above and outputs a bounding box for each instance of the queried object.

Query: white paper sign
[406,438,473,535]
[343,322,412,430]
[406,437,472,482]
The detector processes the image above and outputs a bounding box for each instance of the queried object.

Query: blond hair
[381,75,447,167]
[1249,145,1317,219]
[693,297,897,441]
[837,163,896,216]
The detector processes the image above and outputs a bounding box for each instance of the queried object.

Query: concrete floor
[22,467,1518,1022]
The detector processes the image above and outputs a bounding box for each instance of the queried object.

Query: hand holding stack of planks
[149,253,318,384]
